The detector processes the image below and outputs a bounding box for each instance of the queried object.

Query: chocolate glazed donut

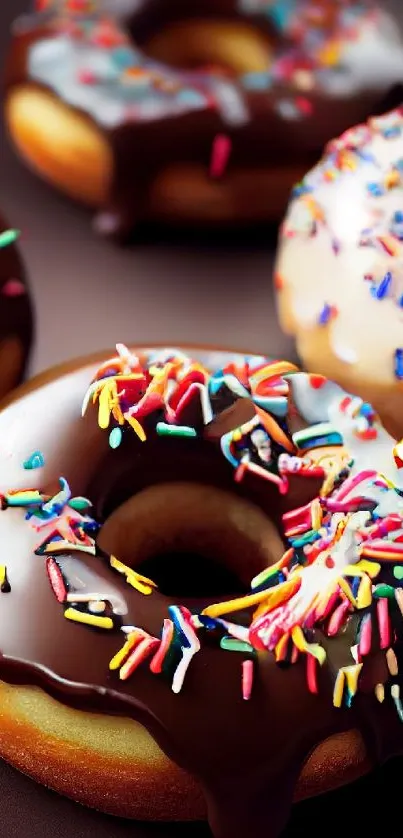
[1,344,403,838]
[4,1,403,240]
[0,213,33,399]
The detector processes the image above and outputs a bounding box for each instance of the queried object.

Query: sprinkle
[395,587,403,615]
[150,619,175,674]
[306,654,318,694]
[168,606,201,694]
[156,422,197,438]
[391,683,403,722]
[23,451,45,470]
[333,664,363,708]
[387,647,399,676]
[46,557,67,603]
[371,271,392,299]
[394,349,403,380]
[220,636,256,654]
[377,598,390,649]
[110,555,157,595]
[0,565,10,593]
[88,600,106,614]
[64,608,114,630]
[2,278,26,297]
[109,427,123,449]
[0,229,19,249]
[2,488,43,508]
[209,134,232,179]
[68,496,92,512]
[109,630,145,671]
[375,683,385,703]
[242,659,254,701]
[317,303,333,325]
[119,636,159,681]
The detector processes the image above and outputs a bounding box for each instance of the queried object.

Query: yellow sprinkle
[64,607,113,630]
[202,578,299,619]
[0,565,7,585]
[310,498,322,530]
[386,647,399,677]
[291,626,326,665]
[124,413,146,441]
[109,633,139,671]
[375,683,385,703]
[110,555,157,595]
[250,361,298,383]
[354,559,381,578]
[333,669,345,708]
[98,380,115,429]
[344,663,363,696]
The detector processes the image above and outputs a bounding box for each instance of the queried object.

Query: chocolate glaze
[0,347,403,838]
[0,211,33,397]
[5,2,403,238]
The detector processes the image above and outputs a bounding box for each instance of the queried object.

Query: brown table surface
[0,1,402,835]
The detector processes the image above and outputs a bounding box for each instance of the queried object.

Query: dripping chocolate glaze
[0,349,402,838]
[0,212,33,396]
[5,2,403,238]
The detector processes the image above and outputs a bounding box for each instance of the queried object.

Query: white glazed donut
[274,107,403,439]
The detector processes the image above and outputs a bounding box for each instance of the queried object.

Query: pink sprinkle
[77,69,98,85]
[295,96,313,116]
[242,659,254,701]
[2,278,25,297]
[210,134,232,179]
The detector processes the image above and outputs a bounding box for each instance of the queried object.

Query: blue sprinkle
[291,181,312,199]
[111,47,141,70]
[360,402,374,418]
[371,271,392,300]
[394,210,403,223]
[23,450,45,470]
[318,303,332,325]
[242,72,272,91]
[395,348,403,380]
[109,427,123,449]
[384,127,401,139]
[367,182,385,197]
[176,89,206,107]
[398,295,403,308]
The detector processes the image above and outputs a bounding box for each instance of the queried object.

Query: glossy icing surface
[2,345,403,837]
[276,107,403,386]
[6,2,403,234]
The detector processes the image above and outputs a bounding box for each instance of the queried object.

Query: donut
[2,342,403,838]
[275,105,403,441]
[5,2,403,240]
[0,213,33,400]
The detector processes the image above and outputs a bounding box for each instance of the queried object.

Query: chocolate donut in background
[4,1,403,241]
[0,213,33,399]
[2,344,403,838]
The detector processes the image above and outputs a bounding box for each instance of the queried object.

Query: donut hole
[135,550,247,598]
[143,19,273,76]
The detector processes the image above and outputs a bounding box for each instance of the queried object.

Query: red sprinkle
[120,637,159,680]
[306,654,318,694]
[242,659,254,701]
[149,619,174,674]
[309,374,326,389]
[209,134,232,179]
[274,273,285,290]
[46,557,67,603]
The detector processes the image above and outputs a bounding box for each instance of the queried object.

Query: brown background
[0,2,401,836]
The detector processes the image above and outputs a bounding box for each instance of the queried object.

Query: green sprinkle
[220,636,256,655]
[23,450,45,470]
[394,567,403,580]
[0,229,19,249]
[373,583,396,599]
[109,427,123,449]
[156,422,197,438]
[251,566,276,590]
[69,497,92,512]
